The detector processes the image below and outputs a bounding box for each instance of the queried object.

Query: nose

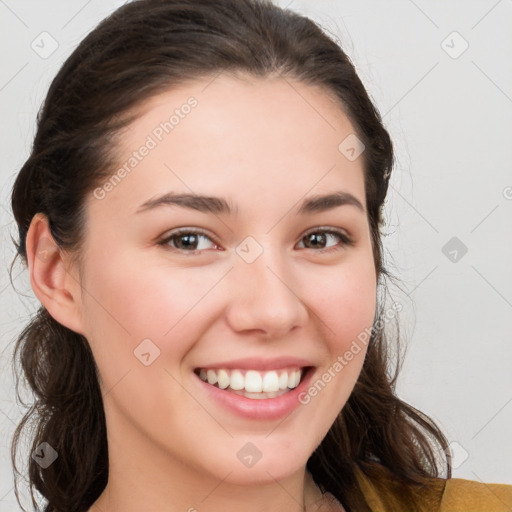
[225,242,309,339]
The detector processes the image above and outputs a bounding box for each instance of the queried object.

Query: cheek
[79,251,221,367]
[308,256,376,383]
[290,257,376,444]
[304,256,377,351]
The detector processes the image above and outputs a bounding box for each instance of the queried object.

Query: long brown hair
[10,1,451,510]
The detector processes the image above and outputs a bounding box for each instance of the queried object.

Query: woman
[9,0,512,511]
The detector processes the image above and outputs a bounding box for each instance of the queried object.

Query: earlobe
[26,213,85,335]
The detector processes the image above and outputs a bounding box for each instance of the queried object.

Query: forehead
[88,73,366,221]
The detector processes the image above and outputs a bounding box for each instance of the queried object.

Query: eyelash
[158,227,354,255]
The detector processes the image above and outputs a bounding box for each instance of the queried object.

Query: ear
[25,213,86,335]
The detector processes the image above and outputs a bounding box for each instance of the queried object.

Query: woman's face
[76,73,377,484]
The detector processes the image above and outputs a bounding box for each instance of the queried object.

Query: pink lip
[193,366,315,421]
[194,356,314,371]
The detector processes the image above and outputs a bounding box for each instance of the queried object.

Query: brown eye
[297,229,353,253]
[159,229,218,253]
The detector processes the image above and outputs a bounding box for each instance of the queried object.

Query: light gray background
[1,0,511,508]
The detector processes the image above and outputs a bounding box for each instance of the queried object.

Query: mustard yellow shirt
[354,464,512,512]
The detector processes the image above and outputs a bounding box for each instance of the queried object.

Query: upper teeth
[197,368,302,393]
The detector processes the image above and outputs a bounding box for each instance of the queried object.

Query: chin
[207,437,312,485]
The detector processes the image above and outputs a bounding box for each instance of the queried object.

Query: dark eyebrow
[296,191,365,215]
[136,191,364,216]
[136,193,238,216]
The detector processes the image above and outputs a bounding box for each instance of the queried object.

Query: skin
[26,73,376,512]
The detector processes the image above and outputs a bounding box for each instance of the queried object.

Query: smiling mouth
[194,366,312,400]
